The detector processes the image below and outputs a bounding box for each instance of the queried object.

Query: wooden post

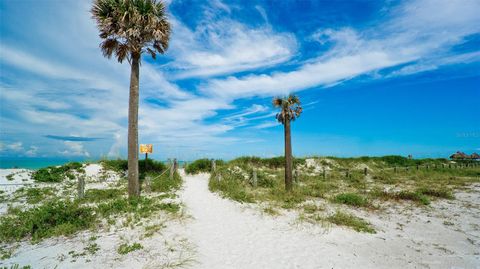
[364,167,368,176]
[169,159,174,180]
[145,153,148,171]
[323,169,326,179]
[346,169,349,178]
[252,170,257,187]
[211,159,216,174]
[294,169,299,183]
[144,176,151,193]
[394,167,397,173]
[77,176,85,199]
[173,158,178,171]
[416,164,419,170]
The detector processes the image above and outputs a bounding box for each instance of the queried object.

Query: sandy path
[179,171,479,269]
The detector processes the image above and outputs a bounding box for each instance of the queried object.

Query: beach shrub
[32,162,83,183]
[6,173,14,181]
[326,211,375,233]
[150,171,182,193]
[333,193,369,207]
[229,156,305,169]
[117,242,143,255]
[0,200,95,242]
[416,187,454,199]
[101,159,166,174]
[96,196,179,218]
[208,169,254,203]
[186,159,224,174]
[101,159,128,172]
[1,265,32,269]
[14,187,55,204]
[83,188,124,202]
[371,189,430,205]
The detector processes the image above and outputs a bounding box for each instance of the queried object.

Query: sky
[0,0,479,161]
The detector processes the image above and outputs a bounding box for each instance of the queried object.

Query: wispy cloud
[45,135,102,142]
[202,0,480,99]
[167,15,297,78]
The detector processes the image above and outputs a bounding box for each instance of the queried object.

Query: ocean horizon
[0,157,188,170]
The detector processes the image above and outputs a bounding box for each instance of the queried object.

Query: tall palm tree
[91,0,171,198]
[273,94,302,191]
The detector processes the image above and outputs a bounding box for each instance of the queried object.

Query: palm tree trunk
[284,118,293,191]
[127,53,140,198]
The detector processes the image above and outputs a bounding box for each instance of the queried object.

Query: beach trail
[179,170,479,269]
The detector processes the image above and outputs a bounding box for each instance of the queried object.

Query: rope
[148,165,173,181]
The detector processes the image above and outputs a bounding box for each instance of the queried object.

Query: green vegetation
[206,156,479,233]
[373,190,430,205]
[416,187,454,199]
[117,242,143,255]
[185,159,224,174]
[14,187,55,204]
[326,211,376,233]
[96,196,178,218]
[333,193,369,207]
[0,194,181,243]
[229,156,305,169]
[32,162,83,183]
[1,265,32,269]
[143,223,165,238]
[83,188,124,202]
[150,170,182,193]
[101,159,167,179]
[6,173,14,181]
[68,242,100,258]
[0,200,95,243]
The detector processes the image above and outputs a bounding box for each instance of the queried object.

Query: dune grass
[326,211,376,233]
[117,242,143,255]
[207,156,480,227]
[0,161,183,244]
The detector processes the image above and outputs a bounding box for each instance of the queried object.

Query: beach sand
[1,167,479,268]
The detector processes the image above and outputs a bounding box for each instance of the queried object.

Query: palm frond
[272,94,303,124]
[91,0,171,63]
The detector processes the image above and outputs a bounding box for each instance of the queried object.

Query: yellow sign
[140,144,153,154]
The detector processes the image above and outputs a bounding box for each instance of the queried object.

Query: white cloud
[254,121,280,129]
[59,141,90,157]
[169,17,297,78]
[202,0,480,99]
[25,146,39,157]
[204,51,400,98]
[6,142,24,152]
[107,132,124,158]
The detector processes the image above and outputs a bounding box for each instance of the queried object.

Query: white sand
[180,171,480,269]
[1,167,479,268]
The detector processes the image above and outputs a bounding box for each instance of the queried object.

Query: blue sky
[0,0,479,161]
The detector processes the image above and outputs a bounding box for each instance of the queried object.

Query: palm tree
[91,0,171,198]
[273,94,302,191]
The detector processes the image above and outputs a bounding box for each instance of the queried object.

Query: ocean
[0,158,87,169]
[0,158,188,170]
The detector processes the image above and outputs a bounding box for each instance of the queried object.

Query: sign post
[140,144,153,171]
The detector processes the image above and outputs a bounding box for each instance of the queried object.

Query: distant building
[450,151,469,160]
[471,153,480,160]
